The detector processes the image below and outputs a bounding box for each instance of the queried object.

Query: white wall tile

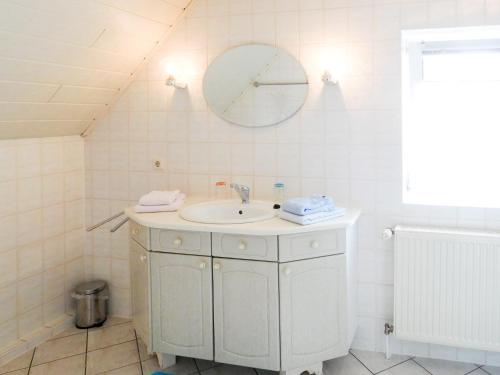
[42,173,64,206]
[0,181,17,218]
[41,141,64,175]
[0,136,85,349]
[17,274,42,313]
[18,177,42,212]
[81,0,500,365]
[0,143,16,182]
[0,285,16,325]
[17,243,42,280]
[17,142,41,178]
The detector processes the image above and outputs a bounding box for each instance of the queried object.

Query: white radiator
[393,225,500,352]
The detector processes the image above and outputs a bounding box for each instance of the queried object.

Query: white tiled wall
[0,136,85,352]
[84,0,500,366]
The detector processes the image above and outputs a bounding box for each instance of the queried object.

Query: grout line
[95,361,142,375]
[409,359,434,375]
[133,330,144,375]
[27,347,36,374]
[348,351,376,375]
[49,329,86,341]
[480,367,495,375]
[464,366,485,375]
[29,352,86,368]
[86,338,137,354]
[190,358,201,375]
[84,329,88,375]
[193,358,202,374]
[373,358,416,375]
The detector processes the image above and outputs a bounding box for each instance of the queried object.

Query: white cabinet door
[151,253,213,360]
[130,240,151,347]
[213,258,280,371]
[280,255,348,371]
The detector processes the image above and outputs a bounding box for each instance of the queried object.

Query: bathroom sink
[180,200,276,224]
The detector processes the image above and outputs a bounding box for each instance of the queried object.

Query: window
[402,26,500,208]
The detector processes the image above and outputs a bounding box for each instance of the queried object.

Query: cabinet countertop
[125,199,360,235]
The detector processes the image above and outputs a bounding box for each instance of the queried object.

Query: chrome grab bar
[110,217,129,233]
[86,211,125,232]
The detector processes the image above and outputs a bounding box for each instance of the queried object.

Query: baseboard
[0,313,75,367]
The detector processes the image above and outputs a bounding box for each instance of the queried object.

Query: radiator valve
[384,323,394,335]
[382,228,394,240]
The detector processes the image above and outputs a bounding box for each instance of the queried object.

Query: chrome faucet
[230,183,250,204]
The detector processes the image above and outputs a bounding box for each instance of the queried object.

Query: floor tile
[195,359,219,372]
[29,354,85,375]
[90,317,131,330]
[0,349,33,374]
[483,366,500,375]
[50,325,86,340]
[473,370,493,375]
[351,350,411,374]
[379,360,430,375]
[1,370,27,375]
[87,322,136,351]
[255,369,277,374]
[101,362,142,375]
[86,341,140,375]
[141,356,198,375]
[32,333,86,366]
[414,357,479,375]
[324,353,372,375]
[200,363,256,374]
[137,338,155,361]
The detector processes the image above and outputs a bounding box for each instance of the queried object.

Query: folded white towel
[139,190,181,206]
[135,193,186,213]
[279,207,346,225]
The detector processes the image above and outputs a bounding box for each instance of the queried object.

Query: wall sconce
[163,59,188,89]
[165,75,187,89]
[322,71,338,85]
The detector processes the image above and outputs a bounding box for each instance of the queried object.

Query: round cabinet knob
[311,240,319,249]
[238,241,246,250]
[173,237,182,246]
[132,228,139,235]
[140,255,147,262]
[284,267,291,276]
[213,263,221,270]
[199,262,206,269]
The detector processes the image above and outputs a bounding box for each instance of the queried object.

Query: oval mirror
[203,44,309,128]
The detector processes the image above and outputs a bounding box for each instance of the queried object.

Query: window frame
[401,26,500,208]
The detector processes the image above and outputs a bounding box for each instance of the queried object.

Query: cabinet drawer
[130,220,150,250]
[212,233,278,261]
[151,229,211,255]
[279,229,345,262]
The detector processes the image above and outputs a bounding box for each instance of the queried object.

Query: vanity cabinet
[128,212,358,375]
[129,240,151,347]
[279,256,347,370]
[213,258,280,370]
[150,253,213,360]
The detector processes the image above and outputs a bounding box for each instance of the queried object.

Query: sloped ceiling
[0,0,190,139]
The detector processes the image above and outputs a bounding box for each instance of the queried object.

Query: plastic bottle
[273,182,285,208]
[215,181,227,200]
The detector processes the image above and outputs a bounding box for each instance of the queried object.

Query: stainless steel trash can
[72,280,109,328]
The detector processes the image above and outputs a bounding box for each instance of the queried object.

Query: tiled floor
[1,319,499,375]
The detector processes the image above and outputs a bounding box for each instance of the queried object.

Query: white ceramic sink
[180,200,276,224]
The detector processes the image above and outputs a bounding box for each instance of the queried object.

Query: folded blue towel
[282,195,335,216]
